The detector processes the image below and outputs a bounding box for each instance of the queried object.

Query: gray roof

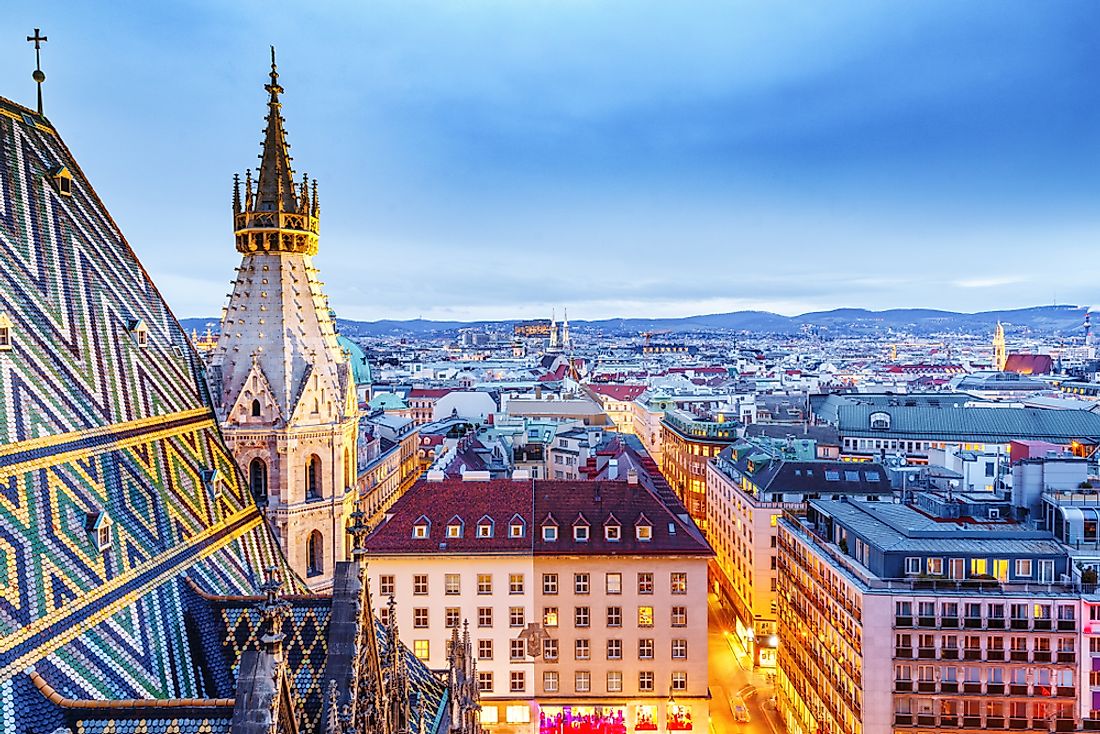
[813,499,1064,555]
[837,404,1100,442]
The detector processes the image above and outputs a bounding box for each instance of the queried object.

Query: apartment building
[363,476,712,734]
[659,409,739,530]
[777,497,1089,734]
[705,440,887,667]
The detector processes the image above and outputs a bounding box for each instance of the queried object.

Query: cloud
[952,276,1028,289]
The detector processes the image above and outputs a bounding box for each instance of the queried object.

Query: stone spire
[993,321,1007,371]
[233,47,319,256]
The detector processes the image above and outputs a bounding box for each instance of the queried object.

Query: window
[506,704,529,723]
[574,524,589,542]
[575,606,590,627]
[543,573,558,594]
[671,672,687,691]
[638,639,654,659]
[607,606,622,627]
[477,574,492,594]
[575,639,590,660]
[509,517,526,538]
[445,574,461,595]
[0,315,12,351]
[413,519,430,539]
[478,607,493,628]
[543,638,559,661]
[542,525,558,541]
[606,573,622,595]
[1016,559,1033,577]
[248,458,268,503]
[414,640,430,660]
[510,640,526,661]
[543,671,559,693]
[544,607,558,627]
[636,523,652,541]
[605,523,621,542]
[477,518,493,538]
[927,557,944,576]
[639,671,654,692]
[509,574,524,594]
[905,557,921,575]
[478,640,493,660]
[510,607,525,627]
[306,455,321,500]
[638,573,654,594]
[575,671,591,693]
[575,573,590,594]
[672,639,688,659]
[413,608,429,628]
[671,606,687,627]
[606,671,623,693]
[638,606,654,627]
[413,575,428,595]
[607,639,622,660]
[379,575,395,596]
[477,672,493,692]
[445,608,460,628]
[671,572,688,594]
[306,531,323,578]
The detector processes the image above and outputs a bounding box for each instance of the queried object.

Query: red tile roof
[1004,354,1054,375]
[588,384,646,402]
[408,388,455,398]
[364,478,711,557]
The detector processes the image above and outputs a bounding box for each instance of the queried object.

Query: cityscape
[2,4,1100,734]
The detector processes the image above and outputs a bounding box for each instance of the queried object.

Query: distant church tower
[561,308,571,350]
[207,50,358,590]
[549,308,559,351]
[993,321,1007,371]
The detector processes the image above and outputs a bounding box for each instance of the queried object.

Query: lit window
[575,671,591,693]
[544,607,559,627]
[510,607,525,627]
[445,573,460,595]
[672,672,687,691]
[605,523,621,542]
[638,606,654,627]
[477,574,493,594]
[636,524,652,541]
[413,640,430,660]
[446,519,464,538]
[543,671,559,693]
[509,574,524,594]
[671,572,688,594]
[0,314,13,351]
[506,703,529,722]
[606,573,622,594]
[607,671,623,692]
[509,518,526,538]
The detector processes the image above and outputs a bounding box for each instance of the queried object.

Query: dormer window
[50,165,73,197]
[508,514,526,538]
[605,523,621,542]
[574,525,589,542]
[446,516,464,539]
[0,314,12,351]
[127,318,148,347]
[636,524,653,541]
[869,411,891,430]
[85,510,112,552]
[413,515,431,539]
[542,525,558,542]
[477,516,494,538]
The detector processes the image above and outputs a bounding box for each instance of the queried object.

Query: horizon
[3,1,1100,321]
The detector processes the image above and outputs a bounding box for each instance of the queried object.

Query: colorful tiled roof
[587,384,646,401]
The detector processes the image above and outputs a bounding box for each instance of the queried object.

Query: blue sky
[2,1,1100,321]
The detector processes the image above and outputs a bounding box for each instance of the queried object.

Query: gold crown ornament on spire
[232,47,319,256]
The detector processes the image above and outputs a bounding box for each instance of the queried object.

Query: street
[707,594,784,734]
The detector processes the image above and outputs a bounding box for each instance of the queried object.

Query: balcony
[917,714,936,727]
[964,617,983,629]
[1034,619,1053,631]
[1008,719,1029,730]
[962,682,982,694]
[1009,684,1028,695]
[917,647,936,659]
[1058,619,1077,631]
[962,716,982,728]
[963,649,982,661]
[941,648,959,660]
[940,681,959,693]
[917,681,936,693]
[895,615,913,628]
[1083,720,1100,731]
[1056,720,1077,732]
[1057,651,1077,663]
[987,649,1005,661]
[986,717,1005,729]
[893,715,913,727]
[894,681,913,692]
[1010,650,1028,662]
[894,647,913,659]
[918,616,937,627]
[1010,619,1029,630]
[986,683,1005,695]
[1056,686,1076,698]
[1033,651,1052,663]
[940,616,960,628]
[940,716,960,728]
[987,618,1006,629]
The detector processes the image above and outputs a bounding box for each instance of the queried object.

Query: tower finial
[26,28,48,116]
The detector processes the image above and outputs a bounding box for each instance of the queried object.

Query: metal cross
[26,28,48,115]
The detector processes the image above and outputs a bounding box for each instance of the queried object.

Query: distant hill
[181,304,1089,338]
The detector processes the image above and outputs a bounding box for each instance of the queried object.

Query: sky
[2,1,1100,322]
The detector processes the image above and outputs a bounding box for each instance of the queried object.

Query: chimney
[627,469,639,485]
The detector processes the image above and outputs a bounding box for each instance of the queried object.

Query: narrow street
[708,594,784,734]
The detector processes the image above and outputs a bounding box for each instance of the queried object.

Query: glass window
[672,639,688,659]
[575,671,591,693]
[477,574,492,594]
[445,574,460,595]
[379,575,395,596]
[638,573,654,594]
[543,671,559,693]
[445,608,460,629]
[478,640,493,660]
[575,639,590,660]
[510,607,525,627]
[543,607,558,627]
[575,606,590,627]
[638,606,654,627]
[575,573,590,594]
[477,672,493,693]
[543,638,558,660]
[607,606,622,627]
[509,574,524,594]
[478,607,493,627]
[414,640,429,660]
[671,572,688,594]
[607,639,622,660]
[606,671,623,692]
[672,606,687,627]
[543,573,558,594]
[413,608,429,628]
[639,671,654,692]
[413,575,428,595]
[606,573,622,594]
[510,672,525,694]
[510,639,526,661]
[543,525,558,541]
[638,639,654,659]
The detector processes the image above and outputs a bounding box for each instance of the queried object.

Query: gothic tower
[208,50,358,590]
[993,321,1007,371]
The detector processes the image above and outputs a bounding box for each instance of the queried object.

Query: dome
[338,334,373,385]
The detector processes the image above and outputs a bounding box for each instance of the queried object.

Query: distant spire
[255,46,298,213]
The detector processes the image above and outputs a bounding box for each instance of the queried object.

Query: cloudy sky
[2,1,1100,321]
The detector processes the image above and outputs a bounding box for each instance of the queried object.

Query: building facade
[659,409,738,530]
[207,55,358,589]
[364,477,712,734]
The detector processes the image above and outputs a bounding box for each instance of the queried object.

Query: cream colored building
[208,57,358,590]
[364,476,712,734]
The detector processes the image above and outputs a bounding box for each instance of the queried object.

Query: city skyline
[2,1,1099,321]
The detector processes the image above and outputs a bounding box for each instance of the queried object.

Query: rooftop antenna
[26,28,48,115]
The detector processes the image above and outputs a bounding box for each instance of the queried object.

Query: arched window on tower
[249,458,267,504]
[344,448,351,490]
[306,455,321,500]
[251,399,261,417]
[306,530,323,577]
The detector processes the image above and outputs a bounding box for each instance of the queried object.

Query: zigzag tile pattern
[0,97,299,732]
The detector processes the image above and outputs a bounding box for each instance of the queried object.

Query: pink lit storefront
[536,701,702,734]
